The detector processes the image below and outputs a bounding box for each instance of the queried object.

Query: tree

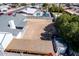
[48,4,64,12]
[11,3,19,8]
[31,3,35,6]
[42,3,49,11]
[56,13,79,51]
[20,3,27,6]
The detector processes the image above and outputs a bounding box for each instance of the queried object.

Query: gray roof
[0,14,26,36]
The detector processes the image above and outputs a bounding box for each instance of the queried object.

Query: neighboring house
[18,7,38,15]
[18,7,52,17]
[27,3,43,9]
[63,4,79,15]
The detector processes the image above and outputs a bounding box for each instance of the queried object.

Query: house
[63,3,79,15]
[18,7,38,15]
[18,7,53,18]
[0,14,26,36]
[0,5,55,55]
[5,16,55,55]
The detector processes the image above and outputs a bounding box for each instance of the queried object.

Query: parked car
[0,8,8,14]
[0,5,11,14]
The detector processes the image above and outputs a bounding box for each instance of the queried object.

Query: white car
[0,8,8,14]
[0,5,11,14]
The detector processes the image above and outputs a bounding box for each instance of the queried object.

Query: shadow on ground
[40,23,57,53]
[40,23,56,41]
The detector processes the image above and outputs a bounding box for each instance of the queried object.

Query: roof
[5,38,54,55]
[21,7,38,14]
[14,18,25,28]
[0,14,26,36]
[5,18,55,55]
[22,18,53,40]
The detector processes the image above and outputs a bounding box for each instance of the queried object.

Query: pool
[36,13,41,16]
[43,12,50,17]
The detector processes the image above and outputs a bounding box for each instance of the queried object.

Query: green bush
[56,13,79,51]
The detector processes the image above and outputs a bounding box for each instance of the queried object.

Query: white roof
[21,7,38,14]
[21,9,27,13]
